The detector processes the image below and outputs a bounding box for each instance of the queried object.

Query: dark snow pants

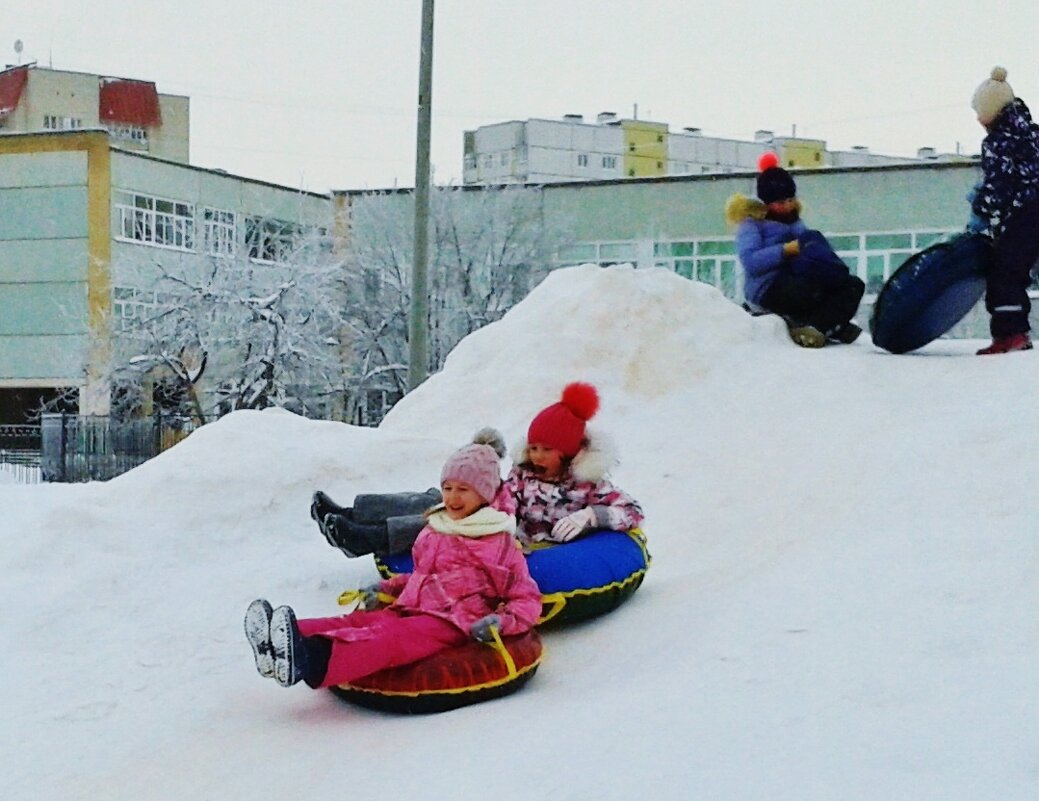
[761,271,866,335]
[317,488,440,556]
[987,198,1039,338]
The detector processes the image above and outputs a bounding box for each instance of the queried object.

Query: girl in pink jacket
[245,429,542,689]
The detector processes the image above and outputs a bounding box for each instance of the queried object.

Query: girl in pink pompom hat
[244,428,540,689]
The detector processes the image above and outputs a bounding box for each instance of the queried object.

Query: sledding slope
[1,265,1037,801]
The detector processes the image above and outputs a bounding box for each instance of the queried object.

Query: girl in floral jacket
[506,382,643,547]
[968,67,1039,355]
[245,429,542,689]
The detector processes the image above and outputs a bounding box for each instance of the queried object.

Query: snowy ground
[2,264,1037,801]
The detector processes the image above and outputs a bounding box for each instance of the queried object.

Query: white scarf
[427,505,516,538]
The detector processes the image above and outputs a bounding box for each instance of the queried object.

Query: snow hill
[2,264,1037,801]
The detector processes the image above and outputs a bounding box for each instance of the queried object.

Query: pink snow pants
[297,608,468,688]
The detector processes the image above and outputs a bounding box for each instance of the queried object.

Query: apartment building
[0,64,189,163]
[463,112,964,186]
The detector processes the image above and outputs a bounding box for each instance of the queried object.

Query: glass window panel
[674,259,694,279]
[865,233,912,250]
[599,242,636,260]
[697,240,734,256]
[720,261,738,296]
[559,244,596,262]
[914,232,948,248]
[827,235,861,251]
[866,255,887,293]
[696,261,716,284]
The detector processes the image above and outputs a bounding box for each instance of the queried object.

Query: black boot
[319,511,389,557]
[829,322,863,344]
[310,491,347,524]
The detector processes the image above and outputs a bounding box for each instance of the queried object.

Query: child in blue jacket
[967,67,1039,355]
[726,153,865,348]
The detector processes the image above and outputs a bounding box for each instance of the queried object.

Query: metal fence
[0,425,42,484]
[39,414,197,483]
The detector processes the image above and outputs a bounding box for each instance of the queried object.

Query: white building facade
[464,113,966,186]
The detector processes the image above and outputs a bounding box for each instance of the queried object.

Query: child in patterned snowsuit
[967,66,1039,355]
[504,382,643,548]
[245,429,542,689]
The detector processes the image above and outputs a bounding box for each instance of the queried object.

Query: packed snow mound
[382,264,788,441]
[51,265,785,521]
[90,408,457,533]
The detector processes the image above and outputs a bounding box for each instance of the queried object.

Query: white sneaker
[243,599,275,679]
[270,605,305,688]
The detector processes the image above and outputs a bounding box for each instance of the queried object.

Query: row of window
[113,189,316,263]
[575,154,618,169]
[39,115,148,143]
[558,229,1002,298]
[467,150,626,173]
[43,115,83,130]
[107,123,149,143]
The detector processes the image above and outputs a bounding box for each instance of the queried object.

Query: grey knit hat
[972,66,1015,125]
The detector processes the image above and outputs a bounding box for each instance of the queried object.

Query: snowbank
[2,265,1037,801]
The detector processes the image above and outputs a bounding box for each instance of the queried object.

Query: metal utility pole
[408,0,434,390]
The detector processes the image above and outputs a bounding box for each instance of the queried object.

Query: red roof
[99,78,162,127]
[0,65,28,117]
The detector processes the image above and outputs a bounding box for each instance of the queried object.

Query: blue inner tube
[375,529,650,626]
[870,232,991,354]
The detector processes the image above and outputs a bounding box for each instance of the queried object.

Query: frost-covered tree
[341,184,568,413]
[108,226,350,422]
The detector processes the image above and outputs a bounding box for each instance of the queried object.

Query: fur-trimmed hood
[510,426,619,483]
[725,192,803,226]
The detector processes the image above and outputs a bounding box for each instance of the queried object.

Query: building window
[577,154,588,167]
[106,123,149,144]
[499,152,509,166]
[203,208,237,257]
[245,216,302,264]
[112,286,160,332]
[43,115,83,130]
[114,190,195,251]
[601,156,617,169]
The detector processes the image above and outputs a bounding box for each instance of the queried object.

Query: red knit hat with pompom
[527,382,599,457]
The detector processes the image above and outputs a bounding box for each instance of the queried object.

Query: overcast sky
[2,0,1037,193]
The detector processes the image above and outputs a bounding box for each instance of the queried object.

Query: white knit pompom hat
[972,66,1015,125]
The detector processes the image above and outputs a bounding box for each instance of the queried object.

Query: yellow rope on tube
[483,625,518,679]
